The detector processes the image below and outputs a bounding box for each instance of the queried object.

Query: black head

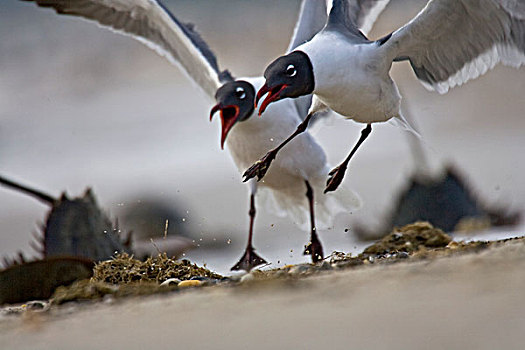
[209,80,255,149]
[256,51,314,115]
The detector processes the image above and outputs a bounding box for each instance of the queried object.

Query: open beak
[210,103,240,149]
[255,83,288,116]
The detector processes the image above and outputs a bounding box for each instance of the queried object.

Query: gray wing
[342,0,391,35]
[287,0,328,52]
[325,0,390,41]
[20,0,233,98]
[387,0,525,94]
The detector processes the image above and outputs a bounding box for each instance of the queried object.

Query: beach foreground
[1,227,525,350]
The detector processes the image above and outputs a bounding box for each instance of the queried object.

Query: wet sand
[2,235,525,349]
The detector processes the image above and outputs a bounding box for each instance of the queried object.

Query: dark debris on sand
[362,221,452,255]
[242,222,524,281]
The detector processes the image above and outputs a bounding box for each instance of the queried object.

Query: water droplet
[227,239,232,244]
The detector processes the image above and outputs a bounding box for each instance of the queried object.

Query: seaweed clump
[92,253,222,285]
[362,221,452,256]
[50,254,223,304]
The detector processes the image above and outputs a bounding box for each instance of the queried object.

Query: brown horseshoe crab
[0,175,130,304]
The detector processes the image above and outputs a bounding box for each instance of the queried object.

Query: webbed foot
[231,245,268,271]
[324,164,348,193]
[303,235,324,263]
[243,151,277,182]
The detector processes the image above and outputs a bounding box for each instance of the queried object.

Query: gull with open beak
[20,0,365,271]
[245,0,525,193]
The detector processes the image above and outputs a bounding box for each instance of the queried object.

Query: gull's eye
[235,87,246,99]
[286,64,297,77]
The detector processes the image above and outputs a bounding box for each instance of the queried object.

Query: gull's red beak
[210,103,240,149]
[255,83,287,116]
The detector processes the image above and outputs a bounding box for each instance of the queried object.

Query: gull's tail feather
[389,113,422,139]
[392,108,438,176]
[257,169,361,231]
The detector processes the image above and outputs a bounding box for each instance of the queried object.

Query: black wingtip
[219,69,234,83]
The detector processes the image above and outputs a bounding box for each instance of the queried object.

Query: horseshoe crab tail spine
[0,175,56,205]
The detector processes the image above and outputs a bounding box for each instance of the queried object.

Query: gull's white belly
[225,97,327,191]
[301,32,401,123]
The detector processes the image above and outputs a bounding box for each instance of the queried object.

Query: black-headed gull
[19,0,364,271]
[245,0,525,193]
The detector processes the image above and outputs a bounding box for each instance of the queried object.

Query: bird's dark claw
[324,164,348,193]
[303,235,324,263]
[231,245,268,271]
[243,151,276,182]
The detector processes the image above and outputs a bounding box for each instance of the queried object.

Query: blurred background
[1,0,524,274]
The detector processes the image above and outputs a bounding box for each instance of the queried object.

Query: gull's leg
[231,193,268,271]
[243,112,314,182]
[303,180,324,263]
[325,124,372,193]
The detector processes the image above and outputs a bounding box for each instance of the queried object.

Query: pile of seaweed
[51,254,223,305]
[93,253,222,284]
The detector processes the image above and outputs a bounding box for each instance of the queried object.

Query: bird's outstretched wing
[20,0,233,98]
[340,0,391,35]
[325,0,390,41]
[287,0,328,52]
[387,0,525,94]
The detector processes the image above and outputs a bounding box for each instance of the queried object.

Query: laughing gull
[244,0,525,193]
[19,0,363,270]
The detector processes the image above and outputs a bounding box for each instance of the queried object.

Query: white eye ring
[286,64,297,77]
[235,87,246,99]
